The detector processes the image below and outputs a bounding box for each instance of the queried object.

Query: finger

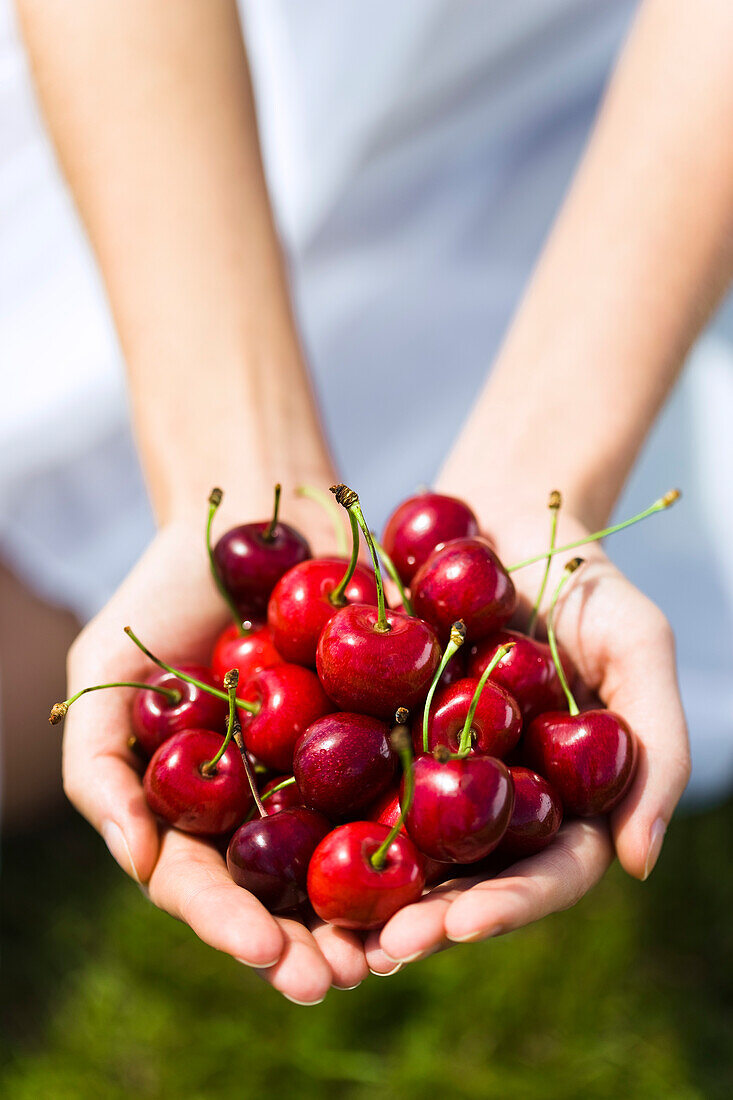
[363,932,404,976]
[147,827,285,968]
[309,920,369,989]
[256,918,333,1006]
[442,819,612,943]
[377,880,466,964]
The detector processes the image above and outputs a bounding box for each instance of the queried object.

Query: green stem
[528,490,561,638]
[331,485,389,633]
[545,559,583,716]
[296,484,349,556]
[329,511,361,607]
[457,643,515,756]
[206,487,246,635]
[371,710,413,870]
[373,534,415,617]
[201,669,239,775]
[507,490,681,573]
[123,626,259,714]
[49,680,181,725]
[243,776,298,822]
[422,622,466,753]
[263,483,282,542]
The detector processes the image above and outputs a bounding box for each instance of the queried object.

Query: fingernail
[102,821,140,883]
[333,982,362,990]
[283,993,326,1007]
[384,944,439,965]
[369,962,403,977]
[643,818,667,881]
[236,955,282,970]
[447,925,503,944]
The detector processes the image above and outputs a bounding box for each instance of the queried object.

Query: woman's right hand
[61,513,369,1004]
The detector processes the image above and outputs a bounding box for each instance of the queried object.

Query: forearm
[439,0,733,529]
[17,0,333,526]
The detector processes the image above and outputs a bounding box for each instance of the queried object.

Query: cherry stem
[207,487,247,636]
[546,558,584,717]
[49,680,181,725]
[507,490,681,573]
[232,720,267,819]
[243,776,298,822]
[373,533,415,617]
[371,709,412,871]
[457,642,515,756]
[201,669,239,775]
[528,490,561,638]
[329,511,361,608]
[122,626,259,713]
[296,484,348,556]
[263,483,282,542]
[422,621,466,753]
[331,485,389,633]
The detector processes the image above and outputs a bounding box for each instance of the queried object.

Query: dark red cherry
[213,519,311,616]
[411,538,516,643]
[267,558,377,667]
[498,767,563,859]
[414,676,521,760]
[367,787,448,885]
[211,623,283,685]
[226,806,331,912]
[468,629,571,721]
[307,821,425,929]
[382,491,479,585]
[294,713,396,820]
[131,665,228,758]
[404,754,514,863]
[316,605,440,719]
[143,729,252,836]
[260,776,303,815]
[238,664,333,773]
[523,710,637,816]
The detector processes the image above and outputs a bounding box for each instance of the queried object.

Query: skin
[13,0,732,996]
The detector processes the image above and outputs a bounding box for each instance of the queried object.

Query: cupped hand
[366,508,690,971]
[62,505,369,1003]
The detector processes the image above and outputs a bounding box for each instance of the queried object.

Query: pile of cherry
[51,482,679,930]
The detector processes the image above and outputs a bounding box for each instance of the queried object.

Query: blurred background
[2,1,732,1095]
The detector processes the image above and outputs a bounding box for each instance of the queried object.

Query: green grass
[2,799,732,1100]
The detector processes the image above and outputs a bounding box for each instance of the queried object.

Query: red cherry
[414,676,521,760]
[238,664,333,773]
[367,787,447,885]
[143,729,252,836]
[468,629,571,721]
[130,665,228,758]
[294,712,396,820]
[382,491,479,585]
[260,775,303,815]
[211,623,283,685]
[307,821,425,929]
[523,710,637,816]
[227,806,331,912]
[267,558,377,667]
[317,605,440,719]
[498,767,563,859]
[404,754,514,863]
[411,537,516,643]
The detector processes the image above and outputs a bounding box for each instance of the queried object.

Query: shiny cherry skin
[414,676,521,760]
[404,754,514,863]
[131,665,228,758]
[260,775,303,815]
[382,491,479,585]
[143,729,252,836]
[294,713,396,820]
[411,538,516,643]
[238,664,333,773]
[267,558,378,667]
[523,709,637,816]
[367,787,448,885]
[316,605,440,719]
[213,520,311,616]
[211,623,283,685]
[307,821,425,929]
[497,767,563,860]
[468,629,571,721]
[227,807,331,912]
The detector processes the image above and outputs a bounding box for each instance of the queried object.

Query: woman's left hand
[364,510,691,971]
